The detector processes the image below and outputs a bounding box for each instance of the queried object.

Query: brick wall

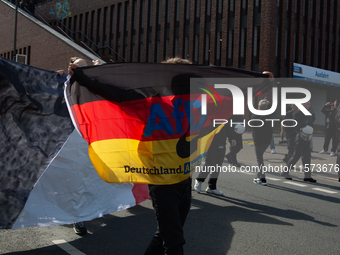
[2,0,340,77]
[0,1,95,71]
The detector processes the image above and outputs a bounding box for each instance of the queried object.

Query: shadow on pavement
[2,189,337,255]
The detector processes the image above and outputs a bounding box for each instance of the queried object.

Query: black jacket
[252,114,273,144]
[291,108,315,135]
[321,104,336,130]
[283,109,296,136]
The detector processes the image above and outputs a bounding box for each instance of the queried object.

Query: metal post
[13,0,19,61]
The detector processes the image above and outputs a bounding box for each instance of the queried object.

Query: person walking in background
[282,104,299,163]
[308,104,316,152]
[264,97,276,154]
[252,99,273,186]
[333,100,340,182]
[195,124,236,195]
[319,101,337,157]
[284,101,316,183]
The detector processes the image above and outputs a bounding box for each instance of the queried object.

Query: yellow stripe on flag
[88,125,224,184]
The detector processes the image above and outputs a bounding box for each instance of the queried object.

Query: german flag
[65,63,269,184]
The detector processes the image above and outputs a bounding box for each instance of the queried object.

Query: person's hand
[334,100,337,108]
[231,140,236,147]
[68,63,79,76]
[280,130,284,137]
[56,69,65,76]
[92,59,101,66]
[262,71,274,81]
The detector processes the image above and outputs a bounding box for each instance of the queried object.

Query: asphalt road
[1,133,339,255]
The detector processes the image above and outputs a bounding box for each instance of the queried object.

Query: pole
[13,0,18,61]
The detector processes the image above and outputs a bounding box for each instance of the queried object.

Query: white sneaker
[319,150,327,154]
[194,180,202,193]
[271,149,276,154]
[253,178,267,186]
[330,152,336,157]
[205,187,223,195]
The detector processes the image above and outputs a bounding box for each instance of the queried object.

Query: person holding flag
[66,58,272,254]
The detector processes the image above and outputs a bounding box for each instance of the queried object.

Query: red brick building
[2,0,340,129]
[1,0,340,77]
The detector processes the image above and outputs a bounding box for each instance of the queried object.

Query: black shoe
[225,154,232,163]
[280,173,292,180]
[338,178,340,182]
[303,178,317,183]
[233,162,241,167]
[73,222,87,235]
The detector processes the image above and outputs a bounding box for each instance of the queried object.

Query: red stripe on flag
[71,94,216,143]
[71,93,234,144]
[132,184,150,204]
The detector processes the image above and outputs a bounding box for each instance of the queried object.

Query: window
[73,15,77,40]
[253,26,260,64]
[109,5,115,50]
[241,0,247,16]
[90,11,95,47]
[103,7,108,55]
[215,31,222,65]
[227,29,234,66]
[255,0,261,13]
[97,9,101,51]
[79,14,83,40]
[204,33,210,65]
[229,0,235,17]
[239,27,247,66]
[84,12,89,43]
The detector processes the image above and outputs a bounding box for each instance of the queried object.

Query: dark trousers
[286,133,295,160]
[323,127,338,152]
[254,139,271,179]
[225,134,243,164]
[145,178,191,255]
[287,134,312,178]
[196,132,227,189]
